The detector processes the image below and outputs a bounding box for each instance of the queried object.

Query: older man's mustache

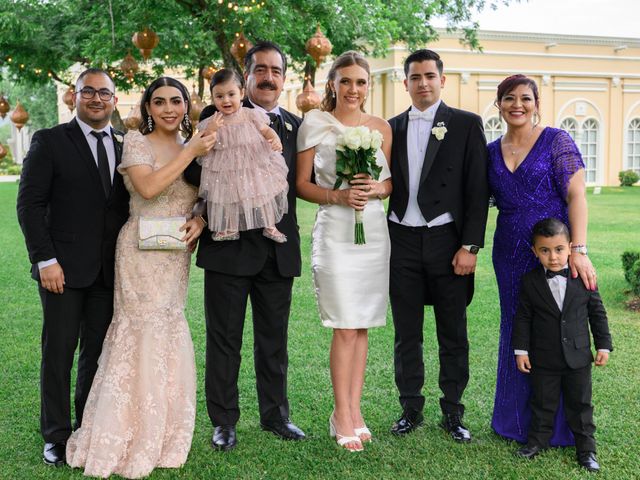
[257,80,277,90]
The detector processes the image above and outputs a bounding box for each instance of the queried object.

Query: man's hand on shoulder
[40,263,65,294]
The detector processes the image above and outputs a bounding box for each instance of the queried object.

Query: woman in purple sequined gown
[487,75,597,445]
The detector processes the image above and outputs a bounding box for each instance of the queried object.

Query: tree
[1,0,513,97]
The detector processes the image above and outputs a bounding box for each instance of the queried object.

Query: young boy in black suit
[512,218,612,472]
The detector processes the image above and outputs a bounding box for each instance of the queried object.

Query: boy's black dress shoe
[577,451,600,472]
[43,442,66,466]
[260,418,305,440]
[212,425,237,451]
[515,444,544,459]
[440,414,471,443]
[390,410,424,436]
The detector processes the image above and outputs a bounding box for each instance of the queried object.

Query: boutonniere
[113,132,124,143]
[284,121,293,132]
[431,122,447,141]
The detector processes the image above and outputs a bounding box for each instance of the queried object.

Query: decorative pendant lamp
[124,100,142,130]
[230,32,253,66]
[305,25,332,66]
[132,27,159,61]
[62,86,75,112]
[121,51,139,80]
[10,101,29,130]
[296,79,321,113]
[0,95,10,119]
[0,144,7,160]
[189,87,205,123]
[202,65,217,81]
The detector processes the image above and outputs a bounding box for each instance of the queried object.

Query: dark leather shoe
[515,444,544,459]
[440,414,471,443]
[260,418,305,440]
[212,425,237,451]
[577,451,600,472]
[43,442,66,466]
[391,410,424,436]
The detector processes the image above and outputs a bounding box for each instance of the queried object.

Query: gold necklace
[505,127,536,155]
[333,109,363,127]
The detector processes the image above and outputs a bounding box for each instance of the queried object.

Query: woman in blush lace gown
[66,77,216,478]
[488,75,597,446]
[297,52,392,452]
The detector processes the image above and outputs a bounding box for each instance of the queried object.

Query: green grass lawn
[1,182,638,479]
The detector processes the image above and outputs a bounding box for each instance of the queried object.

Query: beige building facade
[58,29,640,186]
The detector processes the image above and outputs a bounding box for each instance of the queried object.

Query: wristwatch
[571,245,588,255]
[462,245,480,255]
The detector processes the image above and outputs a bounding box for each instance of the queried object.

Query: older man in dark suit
[17,68,129,466]
[184,41,304,451]
[387,49,489,442]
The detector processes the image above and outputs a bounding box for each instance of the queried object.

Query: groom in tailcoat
[387,49,489,442]
[184,41,304,451]
[16,69,129,466]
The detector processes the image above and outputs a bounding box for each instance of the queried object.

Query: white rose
[343,127,362,150]
[370,130,383,150]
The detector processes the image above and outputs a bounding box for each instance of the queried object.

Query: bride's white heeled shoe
[354,426,372,442]
[329,415,363,452]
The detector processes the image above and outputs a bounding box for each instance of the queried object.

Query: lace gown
[66,130,198,478]
[488,127,584,446]
[297,110,391,329]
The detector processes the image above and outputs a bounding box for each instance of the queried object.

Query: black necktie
[546,268,569,279]
[267,112,283,139]
[90,130,112,198]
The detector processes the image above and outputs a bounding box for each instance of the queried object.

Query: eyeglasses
[78,87,115,101]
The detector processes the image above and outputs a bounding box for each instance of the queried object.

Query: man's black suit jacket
[184,99,302,278]
[388,102,489,247]
[16,118,130,288]
[512,265,613,370]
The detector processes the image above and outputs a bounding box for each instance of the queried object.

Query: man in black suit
[387,49,489,442]
[184,41,304,451]
[512,218,612,472]
[16,68,129,466]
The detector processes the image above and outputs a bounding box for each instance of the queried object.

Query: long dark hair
[320,51,370,113]
[139,77,193,140]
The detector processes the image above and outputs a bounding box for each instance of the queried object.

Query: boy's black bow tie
[546,268,569,279]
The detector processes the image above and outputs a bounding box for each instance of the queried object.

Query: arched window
[626,118,640,174]
[580,118,599,184]
[559,118,578,141]
[484,116,503,143]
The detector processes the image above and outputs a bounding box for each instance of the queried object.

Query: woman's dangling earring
[332,90,336,99]
[147,115,154,132]
[183,113,191,128]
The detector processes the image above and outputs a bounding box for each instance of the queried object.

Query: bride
[296,51,393,452]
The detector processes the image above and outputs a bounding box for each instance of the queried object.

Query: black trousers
[529,364,596,453]
[389,221,470,416]
[38,273,113,443]
[203,252,293,426]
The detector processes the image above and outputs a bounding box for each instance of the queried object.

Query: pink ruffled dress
[197,107,288,233]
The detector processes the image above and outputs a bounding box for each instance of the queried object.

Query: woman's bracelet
[196,215,207,227]
[325,189,331,205]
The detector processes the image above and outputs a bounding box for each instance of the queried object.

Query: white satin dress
[297,109,391,329]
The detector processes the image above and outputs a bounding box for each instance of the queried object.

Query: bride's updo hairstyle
[320,50,370,113]
[139,76,194,140]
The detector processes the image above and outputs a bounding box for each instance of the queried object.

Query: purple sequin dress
[488,127,585,446]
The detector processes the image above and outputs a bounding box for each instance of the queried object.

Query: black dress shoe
[260,418,305,440]
[391,410,424,436]
[212,425,237,451]
[515,444,544,459]
[440,414,471,443]
[43,442,66,466]
[577,451,600,472]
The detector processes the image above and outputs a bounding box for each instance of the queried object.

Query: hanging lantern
[230,32,253,66]
[10,101,29,130]
[296,79,321,113]
[120,51,139,80]
[305,25,332,66]
[202,65,217,81]
[62,86,75,112]
[0,95,9,119]
[132,27,159,61]
[0,144,7,160]
[190,87,205,123]
[124,100,142,130]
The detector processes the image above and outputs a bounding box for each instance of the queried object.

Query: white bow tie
[408,110,434,121]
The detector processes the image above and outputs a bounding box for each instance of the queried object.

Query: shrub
[619,169,640,186]
[622,251,640,295]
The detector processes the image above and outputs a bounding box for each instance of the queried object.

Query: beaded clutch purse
[138,216,187,250]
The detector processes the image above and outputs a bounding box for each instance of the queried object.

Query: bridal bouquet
[334,126,384,244]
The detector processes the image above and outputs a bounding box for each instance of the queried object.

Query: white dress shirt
[389,100,453,227]
[515,265,609,355]
[38,118,115,271]
[248,98,282,119]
